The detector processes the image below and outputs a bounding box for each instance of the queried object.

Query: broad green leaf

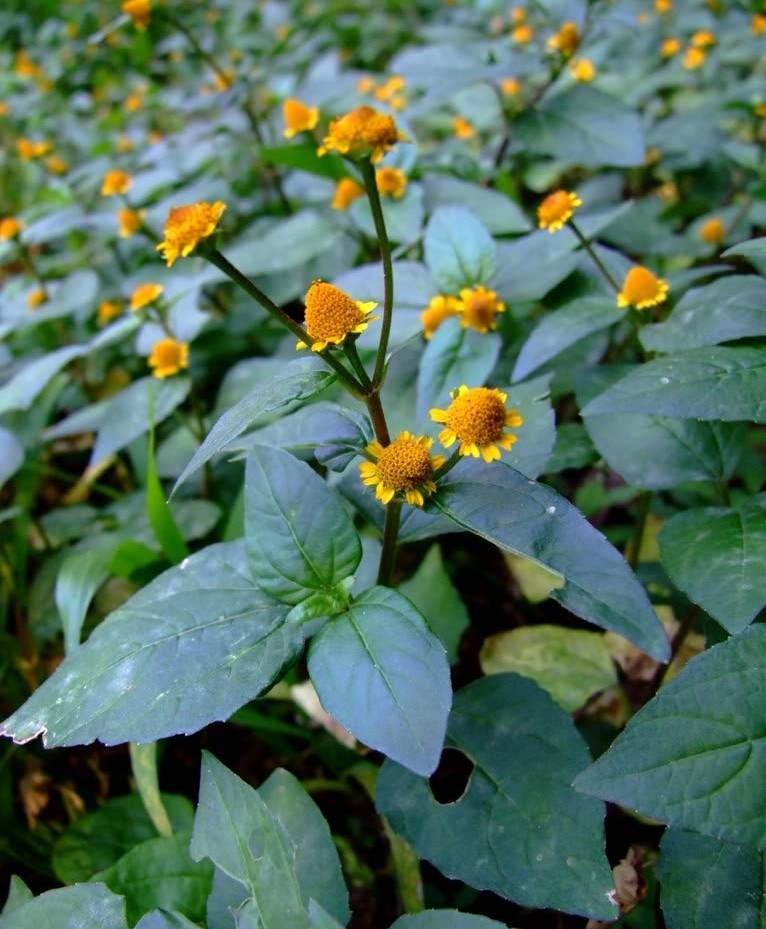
[660,497,766,634]
[423,207,496,293]
[172,358,334,495]
[0,884,128,929]
[423,176,530,234]
[377,675,616,919]
[260,143,346,179]
[1,877,33,915]
[574,626,766,847]
[55,548,113,655]
[515,86,644,167]
[640,276,766,353]
[307,900,346,928]
[134,912,202,929]
[513,296,618,382]
[399,546,469,664]
[129,743,174,838]
[416,318,500,418]
[0,542,302,747]
[390,912,511,929]
[722,237,766,260]
[480,626,617,712]
[581,347,766,422]
[0,427,24,490]
[492,230,580,303]
[90,377,191,469]
[350,185,425,244]
[432,461,669,660]
[95,833,213,926]
[52,794,194,885]
[245,445,361,606]
[146,424,189,566]
[0,345,84,415]
[308,586,452,776]
[658,829,766,929]
[502,376,555,480]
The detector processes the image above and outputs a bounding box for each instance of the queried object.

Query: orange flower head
[511,6,526,23]
[125,93,142,112]
[512,23,534,44]
[457,286,506,333]
[331,177,365,210]
[375,166,407,199]
[683,46,706,69]
[691,29,715,48]
[122,0,151,30]
[430,385,524,462]
[538,189,582,232]
[0,217,24,241]
[700,217,725,246]
[156,201,226,266]
[453,115,475,139]
[501,77,521,96]
[547,21,580,55]
[130,282,164,311]
[655,0,672,12]
[118,208,143,238]
[299,280,378,352]
[661,37,681,57]
[753,14,766,35]
[359,432,445,507]
[319,105,406,162]
[97,301,122,326]
[148,338,189,379]
[569,58,595,81]
[421,295,460,340]
[282,98,320,138]
[617,266,669,310]
[27,288,47,310]
[46,155,68,175]
[17,138,51,160]
[101,170,132,197]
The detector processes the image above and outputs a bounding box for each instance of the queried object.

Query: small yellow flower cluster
[101,170,132,197]
[331,177,365,211]
[512,23,534,44]
[655,0,672,13]
[661,37,681,58]
[547,21,580,55]
[452,115,475,139]
[699,217,725,246]
[27,288,47,311]
[118,208,144,239]
[375,166,407,199]
[148,338,189,378]
[0,217,24,241]
[16,138,52,160]
[501,77,522,97]
[297,280,379,352]
[122,0,151,30]
[130,282,164,312]
[357,74,408,111]
[318,106,407,162]
[680,31,715,69]
[569,58,595,81]
[420,287,506,339]
[14,50,43,80]
[282,98,320,139]
[537,189,582,233]
[97,301,122,326]
[156,201,226,266]
[46,155,68,175]
[753,14,766,35]
[617,266,669,310]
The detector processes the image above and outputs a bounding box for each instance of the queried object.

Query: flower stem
[365,391,391,446]
[626,490,651,570]
[570,219,621,293]
[377,500,402,586]
[360,159,394,389]
[205,248,365,398]
[431,448,462,482]
[344,339,372,391]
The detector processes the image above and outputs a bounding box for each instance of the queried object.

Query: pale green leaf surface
[424,207,496,293]
[0,884,128,929]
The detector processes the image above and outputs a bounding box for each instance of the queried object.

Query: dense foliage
[1,0,766,927]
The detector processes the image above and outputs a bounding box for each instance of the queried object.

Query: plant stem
[431,448,462,481]
[205,248,365,398]
[360,159,395,388]
[377,500,402,586]
[626,490,651,570]
[365,391,390,446]
[570,219,621,293]
[344,339,372,391]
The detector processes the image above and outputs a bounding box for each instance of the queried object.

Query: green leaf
[513,296,618,382]
[260,143,346,179]
[390,912,511,929]
[423,176,530,235]
[514,86,645,167]
[399,546,469,664]
[245,445,361,606]
[640,276,766,353]
[1,877,33,915]
[350,186,425,244]
[54,549,112,655]
[581,347,766,422]
[377,675,616,919]
[307,900,346,929]
[658,829,766,929]
[308,586,452,776]
[0,345,84,415]
[0,427,24,490]
[0,542,302,747]
[424,207,496,293]
[0,884,128,929]
[502,376,555,480]
[95,833,212,926]
[660,497,766,634]
[574,626,766,846]
[722,237,766,260]
[432,461,669,660]
[172,358,334,495]
[134,912,202,929]
[52,794,194,885]
[146,424,189,566]
[416,319,500,419]
[90,377,191,469]
[480,625,617,712]
[492,230,579,303]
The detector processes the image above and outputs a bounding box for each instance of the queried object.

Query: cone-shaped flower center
[304,281,366,343]
[375,435,436,491]
[442,387,507,447]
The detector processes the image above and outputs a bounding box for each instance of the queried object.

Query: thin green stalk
[431,448,462,482]
[365,391,390,446]
[344,339,372,391]
[360,159,395,388]
[205,248,365,398]
[570,219,621,293]
[377,500,402,586]
[626,491,651,570]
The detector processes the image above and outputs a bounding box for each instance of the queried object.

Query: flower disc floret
[156,201,226,267]
[359,432,445,507]
[457,286,506,334]
[421,295,459,340]
[430,386,524,462]
[617,266,669,310]
[299,280,378,352]
[148,338,189,379]
[282,98,319,138]
[538,189,581,232]
[318,105,406,163]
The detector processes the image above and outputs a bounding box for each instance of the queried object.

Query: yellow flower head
[15,50,43,79]
[117,135,135,153]
[421,295,460,340]
[101,170,132,197]
[118,208,144,238]
[212,70,235,93]
[27,288,47,310]
[282,98,320,138]
[617,266,669,310]
[357,76,376,94]
[753,14,766,35]
[122,0,151,30]
[655,0,672,12]
[430,385,524,462]
[569,58,595,82]
[318,105,406,163]
[458,286,506,333]
[97,300,122,326]
[538,189,582,232]
[331,177,365,210]
[374,75,405,101]
[691,29,715,48]
[359,432,445,507]
[683,46,706,69]
[0,217,24,240]
[375,166,407,199]
[511,6,526,23]
[0,102,10,117]
[501,77,521,96]
[130,282,164,311]
[453,115,475,139]
[512,24,534,44]
[46,155,68,175]
[700,217,725,245]
[156,201,226,267]
[125,93,143,113]
[547,21,580,55]
[661,37,681,57]
[17,138,51,160]
[148,338,189,379]
[298,280,378,352]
